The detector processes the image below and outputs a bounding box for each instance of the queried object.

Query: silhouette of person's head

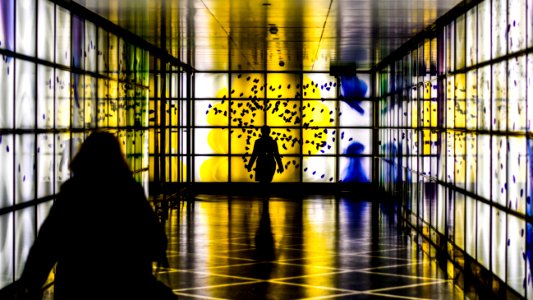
[261,125,271,136]
[69,131,132,179]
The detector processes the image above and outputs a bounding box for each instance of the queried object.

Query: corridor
[157,195,464,299]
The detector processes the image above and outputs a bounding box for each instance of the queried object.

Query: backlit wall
[378,0,533,297]
[190,72,373,183]
[0,0,150,287]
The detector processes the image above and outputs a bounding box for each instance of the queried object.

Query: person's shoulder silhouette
[1,131,176,300]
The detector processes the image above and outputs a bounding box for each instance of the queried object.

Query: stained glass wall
[190,72,372,183]
[0,0,150,287]
[378,0,533,297]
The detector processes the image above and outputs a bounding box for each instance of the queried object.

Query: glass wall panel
[15,0,36,57]
[302,156,336,182]
[0,57,14,128]
[15,60,36,129]
[37,0,54,61]
[0,135,14,209]
[0,213,14,287]
[377,1,533,296]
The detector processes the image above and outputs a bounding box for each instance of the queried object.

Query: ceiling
[74,0,462,72]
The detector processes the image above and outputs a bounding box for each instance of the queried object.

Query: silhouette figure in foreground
[0,131,176,300]
[246,126,284,186]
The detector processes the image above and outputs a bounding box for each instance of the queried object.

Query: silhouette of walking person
[0,131,176,300]
[246,126,284,197]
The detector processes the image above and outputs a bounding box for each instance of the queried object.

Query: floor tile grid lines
[164,250,418,272]
[359,279,455,295]
[353,269,448,281]
[171,291,230,300]
[165,252,258,263]
[269,260,417,274]
[160,263,446,291]
[164,257,264,270]
[158,271,449,300]
[298,291,437,300]
[338,254,416,263]
[354,261,429,272]
[170,278,263,293]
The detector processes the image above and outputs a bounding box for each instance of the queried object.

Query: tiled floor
[157,195,466,299]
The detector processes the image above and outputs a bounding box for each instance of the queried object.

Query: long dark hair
[69,131,132,179]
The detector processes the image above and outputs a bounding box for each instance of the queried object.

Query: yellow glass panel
[454,73,466,128]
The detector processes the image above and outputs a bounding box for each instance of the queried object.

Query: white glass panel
[55,6,71,66]
[55,133,71,190]
[303,156,335,182]
[97,28,108,75]
[15,60,35,129]
[0,213,14,287]
[477,134,491,200]
[477,201,490,268]
[437,184,446,234]
[507,214,526,297]
[478,0,491,62]
[195,73,228,98]
[37,134,54,198]
[492,0,508,59]
[36,201,53,230]
[305,73,337,99]
[508,137,526,214]
[509,56,526,132]
[85,21,97,73]
[528,0,533,48]
[0,135,14,208]
[492,136,508,206]
[508,0,526,53]
[195,100,228,127]
[15,0,35,56]
[0,56,14,128]
[15,134,35,204]
[529,55,533,132]
[466,7,477,67]
[37,66,54,129]
[465,133,476,193]
[14,207,35,278]
[492,208,507,280]
[478,66,491,130]
[37,0,54,61]
[492,61,507,131]
[465,197,476,256]
[339,101,371,127]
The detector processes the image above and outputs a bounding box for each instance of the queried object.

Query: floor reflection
[160,195,464,299]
